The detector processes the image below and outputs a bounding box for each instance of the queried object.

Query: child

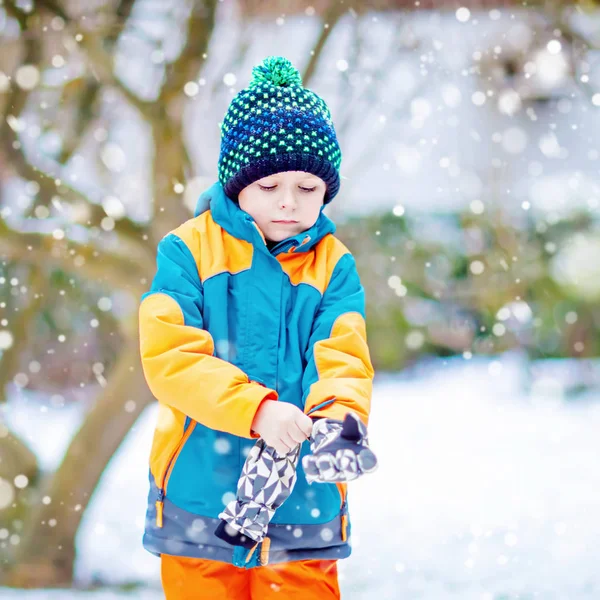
[138,55,376,599]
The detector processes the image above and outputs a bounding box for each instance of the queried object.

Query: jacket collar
[195,181,336,256]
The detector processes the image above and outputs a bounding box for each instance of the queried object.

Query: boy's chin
[264,222,316,243]
[264,228,301,243]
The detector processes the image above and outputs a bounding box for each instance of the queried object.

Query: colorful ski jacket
[138,181,374,568]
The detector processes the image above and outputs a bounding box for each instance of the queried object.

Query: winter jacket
[138,181,374,568]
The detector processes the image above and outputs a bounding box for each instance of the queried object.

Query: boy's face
[238,171,326,242]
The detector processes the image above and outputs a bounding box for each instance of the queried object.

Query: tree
[0,0,350,587]
[1,0,597,587]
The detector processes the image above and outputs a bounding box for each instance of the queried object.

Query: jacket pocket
[155,419,196,527]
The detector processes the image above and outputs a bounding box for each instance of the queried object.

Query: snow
[3,352,600,598]
[0,593,161,600]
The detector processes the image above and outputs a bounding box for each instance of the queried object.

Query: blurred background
[1,0,600,598]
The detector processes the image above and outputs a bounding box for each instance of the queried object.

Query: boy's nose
[279,192,297,210]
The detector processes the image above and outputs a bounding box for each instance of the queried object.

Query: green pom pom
[250,56,302,88]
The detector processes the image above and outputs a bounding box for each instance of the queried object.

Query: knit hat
[217,56,342,204]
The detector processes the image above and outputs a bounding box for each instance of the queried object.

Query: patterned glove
[302,412,378,484]
[215,439,301,548]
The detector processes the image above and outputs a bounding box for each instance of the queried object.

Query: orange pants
[161,554,340,599]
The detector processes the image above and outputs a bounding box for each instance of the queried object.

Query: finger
[333,450,360,481]
[289,422,309,445]
[302,455,333,484]
[280,432,298,452]
[313,453,341,482]
[296,413,314,437]
[275,434,295,455]
[273,439,291,456]
[336,449,358,473]
[357,448,378,473]
[286,425,305,446]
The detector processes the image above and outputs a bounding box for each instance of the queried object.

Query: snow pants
[160,554,341,599]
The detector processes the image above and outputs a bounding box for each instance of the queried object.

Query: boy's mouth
[272,220,298,224]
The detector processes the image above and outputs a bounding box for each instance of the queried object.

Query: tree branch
[76,32,156,121]
[56,78,101,165]
[5,337,154,586]
[107,0,138,47]
[302,0,348,85]
[0,5,148,244]
[0,267,46,404]
[159,1,217,105]
[0,217,152,294]
[147,0,219,241]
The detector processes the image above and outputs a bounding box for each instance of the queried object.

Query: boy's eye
[258,185,317,192]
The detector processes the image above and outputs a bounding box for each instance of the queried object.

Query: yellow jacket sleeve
[139,233,277,438]
[302,253,374,426]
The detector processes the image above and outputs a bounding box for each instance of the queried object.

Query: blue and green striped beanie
[218,56,342,204]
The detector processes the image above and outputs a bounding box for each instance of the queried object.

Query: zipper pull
[341,514,348,542]
[155,489,165,528]
[155,501,164,528]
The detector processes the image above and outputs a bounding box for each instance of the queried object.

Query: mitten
[302,412,378,484]
[215,439,301,548]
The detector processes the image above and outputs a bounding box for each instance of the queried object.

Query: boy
[138,56,375,599]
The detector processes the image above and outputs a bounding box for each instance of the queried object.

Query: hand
[302,412,378,484]
[251,400,313,456]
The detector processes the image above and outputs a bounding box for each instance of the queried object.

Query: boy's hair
[217,56,342,204]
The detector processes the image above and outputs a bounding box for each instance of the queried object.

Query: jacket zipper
[337,482,349,541]
[275,274,285,392]
[155,420,196,528]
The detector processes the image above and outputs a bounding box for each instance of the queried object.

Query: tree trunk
[3,339,153,588]
[0,429,40,537]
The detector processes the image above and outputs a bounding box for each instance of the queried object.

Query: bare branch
[0,5,149,244]
[0,267,46,404]
[77,32,156,120]
[0,217,153,294]
[57,78,101,165]
[107,0,138,47]
[159,1,218,104]
[147,0,220,240]
[302,0,348,85]
[33,0,70,22]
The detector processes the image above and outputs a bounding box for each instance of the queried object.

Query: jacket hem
[143,532,352,568]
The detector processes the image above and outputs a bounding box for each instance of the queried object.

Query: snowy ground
[3,352,600,599]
